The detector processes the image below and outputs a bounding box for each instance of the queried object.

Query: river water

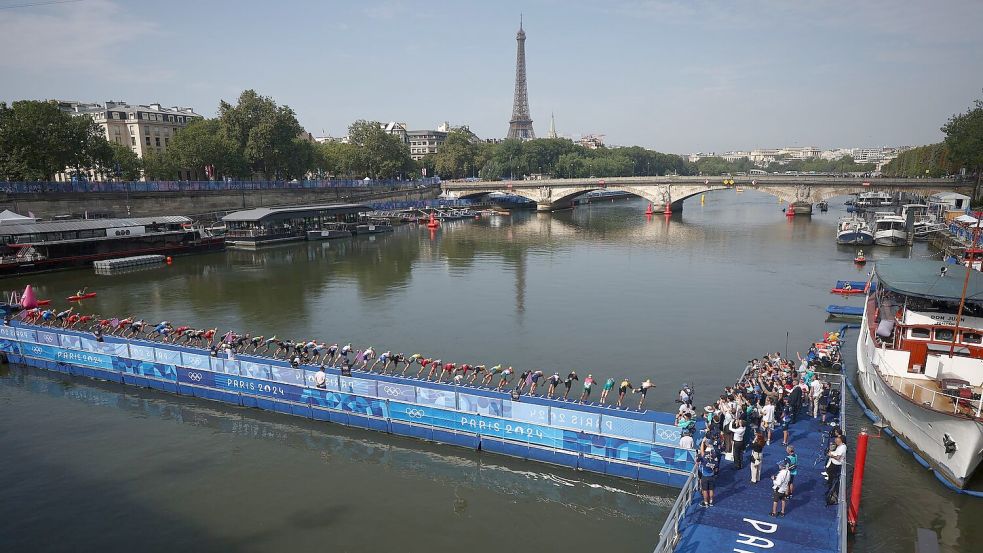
[0,192,980,552]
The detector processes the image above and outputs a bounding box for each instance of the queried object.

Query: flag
[110,318,119,327]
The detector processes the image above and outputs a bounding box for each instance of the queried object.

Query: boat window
[934,329,955,342]
[961,332,982,344]
[909,328,931,339]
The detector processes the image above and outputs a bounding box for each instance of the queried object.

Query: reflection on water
[0,192,977,552]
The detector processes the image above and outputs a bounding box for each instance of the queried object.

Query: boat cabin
[867,260,983,417]
[222,204,371,248]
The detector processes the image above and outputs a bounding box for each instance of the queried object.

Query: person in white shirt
[314,366,327,389]
[760,399,776,445]
[810,377,825,417]
[679,431,694,450]
[771,461,792,517]
[822,434,848,479]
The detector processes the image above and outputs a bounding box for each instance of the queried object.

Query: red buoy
[848,430,870,533]
[166,256,173,264]
[663,203,672,215]
[645,203,654,215]
[426,213,439,229]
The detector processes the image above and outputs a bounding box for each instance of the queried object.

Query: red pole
[848,429,869,532]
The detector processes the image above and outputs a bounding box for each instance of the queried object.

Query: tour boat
[857,259,983,489]
[872,213,908,246]
[0,214,224,275]
[836,217,874,246]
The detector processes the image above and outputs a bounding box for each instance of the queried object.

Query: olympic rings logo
[656,428,680,440]
[188,371,203,382]
[405,408,425,419]
[383,386,403,397]
[31,346,43,354]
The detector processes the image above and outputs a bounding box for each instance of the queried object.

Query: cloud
[0,0,162,77]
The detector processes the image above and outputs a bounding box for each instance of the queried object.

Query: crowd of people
[676,334,847,517]
[23,307,659,409]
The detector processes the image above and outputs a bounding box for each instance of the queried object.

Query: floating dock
[655,369,848,553]
[0,321,695,487]
[93,255,165,273]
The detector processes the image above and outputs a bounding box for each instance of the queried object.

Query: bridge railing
[0,178,441,194]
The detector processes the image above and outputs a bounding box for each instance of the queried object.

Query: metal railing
[878,370,983,419]
[653,464,699,553]
[0,178,441,194]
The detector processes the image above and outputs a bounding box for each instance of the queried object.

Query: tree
[0,100,78,180]
[219,90,309,179]
[142,150,178,181]
[433,129,481,178]
[942,94,983,191]
[108,143,142,181]
[167,118,248,180]
[346,120,414,179]
[63,115,113,180]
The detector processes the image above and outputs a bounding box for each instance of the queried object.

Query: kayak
[37,299,51,306]
[854,256,866,264]
[67,292,97,301]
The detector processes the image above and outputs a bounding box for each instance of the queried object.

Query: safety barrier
[0,322,695,487]
[652,465,699,553]
[0,178,441,194]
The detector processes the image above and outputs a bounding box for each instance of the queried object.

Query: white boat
[854,191,894,211]
[836,216,874,245]
[873,213,908,246]
[856,259,983,489]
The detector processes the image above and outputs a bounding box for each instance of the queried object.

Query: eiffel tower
[506,17,535,140]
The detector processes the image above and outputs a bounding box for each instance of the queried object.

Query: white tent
[955,214,980,225]
[0,210,36,226]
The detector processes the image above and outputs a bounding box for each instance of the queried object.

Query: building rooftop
[0,215,190,236]
[222,204,371,223]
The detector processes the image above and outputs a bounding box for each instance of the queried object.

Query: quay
[0,320,696,487]
[654,337,849,553]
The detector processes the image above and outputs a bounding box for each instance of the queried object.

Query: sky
[1,0,982,153]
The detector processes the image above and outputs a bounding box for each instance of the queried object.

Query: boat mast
[948,213,983,358]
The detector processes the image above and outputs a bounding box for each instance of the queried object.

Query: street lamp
[509,155,514,181]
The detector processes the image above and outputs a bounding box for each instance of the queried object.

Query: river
[0,191,979,552]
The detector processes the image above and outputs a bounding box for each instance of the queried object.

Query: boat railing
[877,367,983,420]
[652,463,699,553]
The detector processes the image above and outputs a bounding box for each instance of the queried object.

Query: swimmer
[515,370,531,393]
[482,364,503,386]
[416,357,432,378]
[202,327,217,345]
[325,343,338,364]
[634,379,656,410]
[528,370,544,395]
[467,364,486,384]
[247,335,264,352]
[370,350,390,372]
[563,371,579,400]
[75,314,95,329]
[339,343,353,366]
[546,372,562,397]
[64,312,80,329]
[426,359,442,381]
[617,378,634,407]
[580,374,595,402]
[437,362,455,383]
[55,307,73,327]
[497,366,514,390]
[359,347,376,370]
[600,377,616,404]
[404,353,423,376]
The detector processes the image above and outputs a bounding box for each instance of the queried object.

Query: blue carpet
[674,415,842,553]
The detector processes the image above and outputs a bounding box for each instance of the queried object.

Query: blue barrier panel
[36,330,60,346]
[129,344,156,362]
[16,328,37,343]
[177,367,306,404]
[0,326,16,339]
[476,414,563,448]
[339,376,377,398]
[113,357,177,382]
[269,365,305,386]
[509,401,549,424]
[60,334,81,350]
[416,386,456,408]
[156,348,183,366]
[376,381,416,402]
[550,406,602,433]
[240,360,270,380]
[0,339,17,353]
[81,338,126,356]
[458,392,506,416]
[600,414,655,442]
[654,423,682,446]
[177,351,208,370]
[19,343,115,371]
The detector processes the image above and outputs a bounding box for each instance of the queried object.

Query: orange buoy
[166,256,173,263]
[426,213,439,229]
[645,203,654,215]
[663,203,672,215]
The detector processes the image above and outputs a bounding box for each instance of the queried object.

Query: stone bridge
[442,175,972,212]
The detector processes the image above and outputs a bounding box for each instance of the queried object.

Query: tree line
[881,93,983,185]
